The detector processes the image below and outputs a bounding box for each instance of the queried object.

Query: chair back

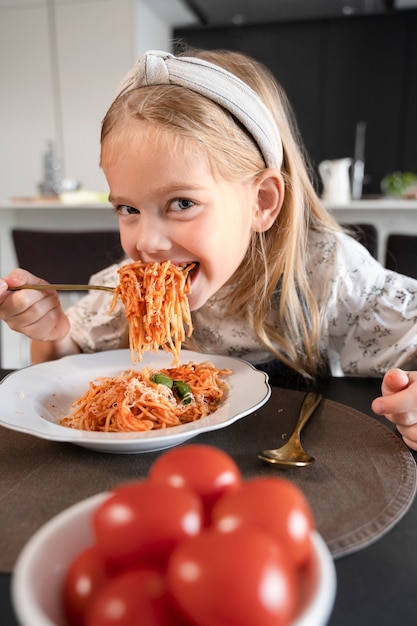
[385,234,417,279]
[342,223,378,259]
[12,229,125,284]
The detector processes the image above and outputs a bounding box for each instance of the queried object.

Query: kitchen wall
[175,10,417,195]
[3,3,414,200]
[0,0,185,200]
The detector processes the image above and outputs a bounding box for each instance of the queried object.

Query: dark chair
[12,229,125,285]
[342,223,379,259]
[385,234,417,279]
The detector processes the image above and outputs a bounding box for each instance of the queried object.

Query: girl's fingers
[380,368,410,395]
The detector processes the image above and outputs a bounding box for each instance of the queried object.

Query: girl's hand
[0,269,70,342]
[372,368,417,450]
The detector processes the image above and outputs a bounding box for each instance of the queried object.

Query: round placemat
[255,392,417,559]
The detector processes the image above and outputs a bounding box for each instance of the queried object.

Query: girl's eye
[172,198,194,211]
[115,205,139,215]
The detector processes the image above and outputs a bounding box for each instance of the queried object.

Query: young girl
[1,48,416,448]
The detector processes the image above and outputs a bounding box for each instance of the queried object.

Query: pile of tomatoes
[63,444,315,626]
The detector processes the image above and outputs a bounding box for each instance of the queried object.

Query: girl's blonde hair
[101,48,341,378]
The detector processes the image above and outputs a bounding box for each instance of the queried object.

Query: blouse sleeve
[66,262,129,353]
[311,231,417,376]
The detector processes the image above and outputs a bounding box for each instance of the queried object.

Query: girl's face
[102,121,275,311]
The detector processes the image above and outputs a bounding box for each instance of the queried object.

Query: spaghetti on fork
[109,260,194,364]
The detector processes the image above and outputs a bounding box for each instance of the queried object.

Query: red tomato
[62,544,109,626]
[86,567,188,626]
[212,477,314,568]
[148,444,242,524]
[93,481,202,570]
[167,527,298,626]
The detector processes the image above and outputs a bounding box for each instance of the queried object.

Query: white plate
[0,349,270,453]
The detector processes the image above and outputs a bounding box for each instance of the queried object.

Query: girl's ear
[251,168,284,233]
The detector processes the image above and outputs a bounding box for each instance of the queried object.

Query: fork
[9,283,115,293]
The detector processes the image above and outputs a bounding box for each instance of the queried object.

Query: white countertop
[2,197,417,210]
[0,191,111,209]
[0,201,111,210]
[324,198,417,210]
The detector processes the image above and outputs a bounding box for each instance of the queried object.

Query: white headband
[116,50,283,169]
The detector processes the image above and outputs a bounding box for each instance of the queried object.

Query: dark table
[1,367,417,626]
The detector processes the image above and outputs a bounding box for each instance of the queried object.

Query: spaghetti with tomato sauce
[108,260,194,364]
[60,362,232,432]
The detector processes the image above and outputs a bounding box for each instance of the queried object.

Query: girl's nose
[133,215,172,256]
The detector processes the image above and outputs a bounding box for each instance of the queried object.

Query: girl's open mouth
[181,262,199,280]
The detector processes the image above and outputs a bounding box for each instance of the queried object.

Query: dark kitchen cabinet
[174,11,417,194]
[403,16,417,172]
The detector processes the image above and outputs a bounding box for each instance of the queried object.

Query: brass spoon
[258,391,322,467]
[9,283,115,293]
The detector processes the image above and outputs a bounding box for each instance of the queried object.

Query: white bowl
[12,493,336,626]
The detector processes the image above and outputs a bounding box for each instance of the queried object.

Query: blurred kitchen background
[1,0,417,369]
[1,0,416,200]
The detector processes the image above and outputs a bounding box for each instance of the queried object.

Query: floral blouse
[66,230,417,377]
